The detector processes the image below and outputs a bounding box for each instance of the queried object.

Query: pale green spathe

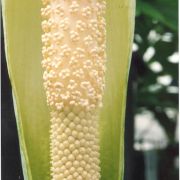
[2,0,135,180]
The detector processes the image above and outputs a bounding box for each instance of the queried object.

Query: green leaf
[137,0,178,31]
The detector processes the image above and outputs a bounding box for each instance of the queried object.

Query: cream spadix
[41,0,106,179]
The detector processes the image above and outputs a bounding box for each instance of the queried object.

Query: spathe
[2,0,135,179]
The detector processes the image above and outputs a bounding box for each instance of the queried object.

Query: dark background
[124,0,179,180]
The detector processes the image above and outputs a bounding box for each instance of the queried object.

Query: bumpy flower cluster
[41,0,106,179]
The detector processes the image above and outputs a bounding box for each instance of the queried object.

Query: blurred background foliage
[135,0,178,142]
[124,0,178,180]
